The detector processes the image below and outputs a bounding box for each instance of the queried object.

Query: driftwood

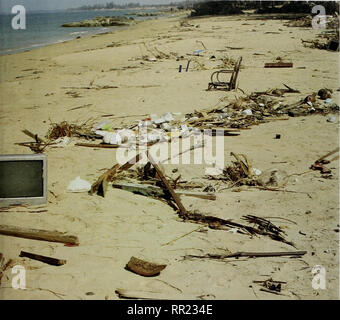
[115,288,189,300]
[316,147,339,163]
[0,225,79,245]
[90,154,141,196]
[19,251,66,266]
[62,85,119,90]
[185,251,307,260]
[90,164,120,196]
[75,143,120,148]
[125,256,166,277]
[147,151,187,216]
[264,62,293,68]
[179,211,295,246]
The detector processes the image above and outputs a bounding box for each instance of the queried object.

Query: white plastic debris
[153,117,166,125]
[96,129,134,145]
[67,176,91,193]
[180,124,191,137]
[242,109,253,116]
[258,103,265,107]
[253,168,262,176]
[307,101,313,107]
[217,113,228,120]
[327,116,336,123]
[162,112,174,122]
[138,120,153,127]
[161,123,171,131]
[227,228,239,234]
[325,98,332,104]
[53,137,72,148]
[103,132,122,145]
[93,120,110,131]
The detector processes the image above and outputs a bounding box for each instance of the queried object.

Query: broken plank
[22,129,46,143]
[264,62,293,68]
[115,288,190,300]
[147,151,187,216]
[0,225,79,245]
[90,164,120,195]
[19,251,66,266]
[178,190,216,200]
[75,143,120,148]
[90,153,141,196]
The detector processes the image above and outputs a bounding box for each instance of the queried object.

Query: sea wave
[69,31,89,35]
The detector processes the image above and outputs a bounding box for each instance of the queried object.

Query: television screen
[0,154,47,206]
[0,160,44,198]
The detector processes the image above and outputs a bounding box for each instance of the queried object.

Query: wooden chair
[208,57,242,91]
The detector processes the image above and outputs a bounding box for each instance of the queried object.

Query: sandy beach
[0,10,339,300]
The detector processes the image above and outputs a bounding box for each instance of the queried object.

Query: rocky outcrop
[62,16,134,27]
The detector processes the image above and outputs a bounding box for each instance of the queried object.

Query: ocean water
[0,9,155,55]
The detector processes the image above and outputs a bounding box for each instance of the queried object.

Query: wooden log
[264,62,293,68]
[19,251,66,266]
[115,288,190,300]
[0,225,79,245]
[147,151,187,216]
[186,251,306,260]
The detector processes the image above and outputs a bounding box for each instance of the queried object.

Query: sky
[0,0,184,13]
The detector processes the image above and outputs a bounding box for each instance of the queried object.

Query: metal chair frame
[208,57,242,91]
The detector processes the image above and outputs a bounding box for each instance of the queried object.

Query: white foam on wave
[70,31,89,35]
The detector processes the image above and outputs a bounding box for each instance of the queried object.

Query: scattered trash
[193,49,204,56]
[125,256,166,277]
[310,147,339,175]
[253,168,262,176]
[327,116,336,123]
[53,137,73,148]
[275,134,281,139]
[67,177,91,193]
[253,278,286,295]
[242,109,253,116]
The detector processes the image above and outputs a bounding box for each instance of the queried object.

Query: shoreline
[0,9,177,57]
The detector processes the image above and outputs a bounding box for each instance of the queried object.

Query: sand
[0,11,339,300]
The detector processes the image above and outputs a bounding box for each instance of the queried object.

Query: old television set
[0,154,47,207]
